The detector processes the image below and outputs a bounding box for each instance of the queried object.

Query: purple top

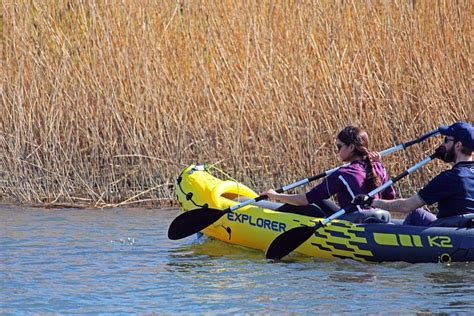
[306,160,396,209]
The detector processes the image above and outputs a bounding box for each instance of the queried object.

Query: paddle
[168,128,439,240]
[265,152,440,260]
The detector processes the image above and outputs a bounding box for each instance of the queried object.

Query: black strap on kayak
[176,168,208,209]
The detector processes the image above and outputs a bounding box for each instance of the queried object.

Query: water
[1,204,473,314]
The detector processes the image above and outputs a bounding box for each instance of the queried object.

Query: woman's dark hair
[337,126,382,190]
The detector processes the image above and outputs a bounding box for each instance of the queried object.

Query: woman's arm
[262,189,309,206]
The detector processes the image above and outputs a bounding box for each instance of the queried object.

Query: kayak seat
[429,213,474,228]
[275,199,340,217]
[388,218,404,225]
[339,209,392,224]
[275,203,328,217]
[252,200,334,217]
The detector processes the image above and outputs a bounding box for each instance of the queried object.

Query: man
[353,121,474,226]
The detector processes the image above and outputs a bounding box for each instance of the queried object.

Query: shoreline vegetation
[1,1,471,208]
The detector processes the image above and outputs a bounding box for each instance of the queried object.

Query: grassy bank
[1,0,471,207]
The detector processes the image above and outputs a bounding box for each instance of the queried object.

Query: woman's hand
[368,151,381,162]
[261,189,278,200]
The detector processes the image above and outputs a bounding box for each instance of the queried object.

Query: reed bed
[1,0,471,207]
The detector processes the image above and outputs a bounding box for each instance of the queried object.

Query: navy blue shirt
[418,161,474,218]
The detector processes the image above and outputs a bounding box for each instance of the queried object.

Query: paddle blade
[167,208,226,240]
[266,223,322,260]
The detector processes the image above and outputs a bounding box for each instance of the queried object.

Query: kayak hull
[176,165,474,263]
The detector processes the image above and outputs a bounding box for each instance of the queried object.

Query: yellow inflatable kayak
[175,165,474,263]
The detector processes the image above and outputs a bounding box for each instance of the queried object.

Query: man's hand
[352,194,374,208]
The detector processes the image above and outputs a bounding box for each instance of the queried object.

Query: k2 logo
[427,236,453,248]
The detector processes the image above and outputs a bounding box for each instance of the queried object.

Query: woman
[263,126,395,222]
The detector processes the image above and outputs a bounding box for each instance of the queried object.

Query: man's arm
[372,194,426,214]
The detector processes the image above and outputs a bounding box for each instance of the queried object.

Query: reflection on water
[0,205,473,314]
[425,267,474,286]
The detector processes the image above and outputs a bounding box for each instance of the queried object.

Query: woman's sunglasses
[336,143,346,151]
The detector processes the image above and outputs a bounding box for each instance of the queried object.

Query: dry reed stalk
[1,0,471,207]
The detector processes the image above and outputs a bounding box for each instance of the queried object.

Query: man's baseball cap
[439,121,474,149]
